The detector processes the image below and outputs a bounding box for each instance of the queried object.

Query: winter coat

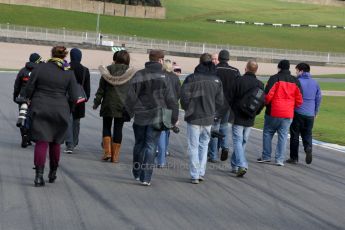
[216,62,241,117]
[231,72,265,127]
[295,72,322,117]
[165,71,181,100]
[181,63,224,126]
[13,62,38,102]
[125,62,179,126]
[25,61,79,144]
[94,64,137,118]
[70,61,91,119]
[265,69,303,119]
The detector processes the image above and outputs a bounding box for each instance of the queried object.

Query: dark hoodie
[13,62,38,102]
[94,64,137,118]
[181,63,224,126]
[69,48,91,119]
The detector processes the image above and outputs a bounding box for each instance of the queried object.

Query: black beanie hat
[218,49,230,61]
[278,59,290,70]
[29,53,42,63]
[70,48,82,63]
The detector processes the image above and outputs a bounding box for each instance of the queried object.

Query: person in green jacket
[93,50,137,162]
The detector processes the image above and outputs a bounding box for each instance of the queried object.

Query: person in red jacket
[257,60,303,166]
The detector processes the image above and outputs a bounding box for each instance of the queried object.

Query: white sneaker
[141,181,151,186]
[64,149,73,154]
[275,162,284,166]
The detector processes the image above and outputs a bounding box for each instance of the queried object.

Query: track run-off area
[0,72,345,230]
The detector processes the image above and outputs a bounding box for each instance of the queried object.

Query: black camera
[171,126,180,134]
[16,102,28,128]
[15,96,27,104]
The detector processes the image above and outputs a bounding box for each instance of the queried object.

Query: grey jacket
[181,63,224,126]
[125,62,179,126]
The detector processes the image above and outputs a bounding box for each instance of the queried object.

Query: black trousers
[102,117,124,143]
[289,112,314,161]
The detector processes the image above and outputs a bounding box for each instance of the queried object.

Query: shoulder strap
[81,67,86,86]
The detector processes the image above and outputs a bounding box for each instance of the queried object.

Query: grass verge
[313,74,345,79]
[318,82,345,91]
[0,68,19,71]
[260,80,345,91]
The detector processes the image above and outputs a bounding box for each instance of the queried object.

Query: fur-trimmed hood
[98,64,137,86]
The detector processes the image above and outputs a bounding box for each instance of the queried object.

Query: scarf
[48,58,70,70]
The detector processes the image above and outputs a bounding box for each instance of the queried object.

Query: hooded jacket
[125,62,179,126]
[13,62,38,102]
[295,72,322,116]
[181,63,224,126]
[94,64,136,118]
[70,61,91,119]
[265,69,303,119]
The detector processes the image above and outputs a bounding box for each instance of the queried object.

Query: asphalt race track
[0,72,344,230]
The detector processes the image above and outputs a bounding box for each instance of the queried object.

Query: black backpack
[238,87,265,118]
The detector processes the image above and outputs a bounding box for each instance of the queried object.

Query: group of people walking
[13,46,322,187]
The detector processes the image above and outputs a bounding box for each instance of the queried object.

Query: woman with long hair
[25,46,79,187]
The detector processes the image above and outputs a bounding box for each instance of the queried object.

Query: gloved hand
[92,104,98,110]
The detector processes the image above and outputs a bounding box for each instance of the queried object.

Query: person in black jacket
[25,46,79,187]
[208,49,241,163]
[13,53,43,148]
[125,50,179,186]
[230,60,264,177]
[181,53,223,184]
[64,48,91,154]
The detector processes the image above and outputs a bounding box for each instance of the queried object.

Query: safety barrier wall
[0,0,166,19]
[0,23,344,64]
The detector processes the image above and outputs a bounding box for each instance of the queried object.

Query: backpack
[238,86,265,118]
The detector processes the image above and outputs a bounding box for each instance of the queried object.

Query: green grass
[318,82,345,91]
[0,68,18,71]
[254,96,345,145]
[313,74,345,79]
[260,80,345,91]
[1,0,345,52]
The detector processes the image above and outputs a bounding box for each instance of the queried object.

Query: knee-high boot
[111,143,121,163]
[102,136,112,161]
[34,166,45,187]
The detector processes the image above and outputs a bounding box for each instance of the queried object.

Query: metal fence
[1,23,344,64]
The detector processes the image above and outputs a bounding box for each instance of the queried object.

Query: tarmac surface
[0,72,345,230]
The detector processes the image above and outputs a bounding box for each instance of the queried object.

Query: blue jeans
[187,123,211,179]
[65,115,80,149]
[231,125,251,169]
[262,115,292,164]
[156,130,170,166]
[132,124,161,183]
[208,111,230,160]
